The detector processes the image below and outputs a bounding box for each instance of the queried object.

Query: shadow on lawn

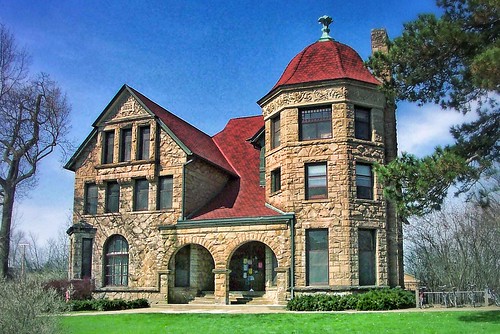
[457,311,500,324]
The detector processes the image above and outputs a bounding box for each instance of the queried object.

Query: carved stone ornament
[117,177,132,184]
[263,86,347,116]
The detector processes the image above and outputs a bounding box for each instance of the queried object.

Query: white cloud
[13,201,72,245]
[397,103,477,157]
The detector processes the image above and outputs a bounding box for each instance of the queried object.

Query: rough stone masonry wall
[161,221,292,303]
[183,159,230,218]
[70,92,193,299]
[260,82,391,289]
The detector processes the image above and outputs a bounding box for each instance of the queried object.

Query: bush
[0,277,67,334]
[286,288,415,312]
[356,288,414,311]
[44,278,94,300]
[68,298,150,312]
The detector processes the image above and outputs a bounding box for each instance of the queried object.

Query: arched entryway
[229,241,277,292]
[168,244,215,303]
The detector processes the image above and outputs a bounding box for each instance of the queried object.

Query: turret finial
[318,15,333,41]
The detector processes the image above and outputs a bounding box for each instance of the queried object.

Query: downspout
[290,216,296,299]
[181,158,195,220]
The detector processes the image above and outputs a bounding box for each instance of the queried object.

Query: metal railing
[416,289,495,308]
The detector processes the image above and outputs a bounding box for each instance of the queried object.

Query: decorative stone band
[262,86,347,117]
[261,82,386,119]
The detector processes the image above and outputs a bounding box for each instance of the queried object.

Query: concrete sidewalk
[63,304,499,316]
[64,304,287,316]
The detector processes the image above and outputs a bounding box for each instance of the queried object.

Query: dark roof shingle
[272,40,380,91]
[189,116,278,220]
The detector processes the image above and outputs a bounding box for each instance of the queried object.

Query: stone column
[275,266,289,302]
[159,270,170,302]
[212,268,231,305]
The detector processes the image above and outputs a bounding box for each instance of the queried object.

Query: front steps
[186,291,279,305]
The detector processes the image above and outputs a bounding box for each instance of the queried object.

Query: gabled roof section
[128,87,235,174]
[65,85,235,174]
[188,116,278,220]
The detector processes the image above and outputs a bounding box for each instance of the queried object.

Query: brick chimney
[371,29,389,55]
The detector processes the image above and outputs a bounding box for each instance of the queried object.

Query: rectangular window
[355,107,371,140]
[359,229,376,286]
[356,163,373,200]
[120,128,132,162]
[271,115,280,149]
[271,168,281,193]
[105,181,120,213]
[84,183,98,215]
[102,131,115,164]
[134,178,149,211]
[299,106,332,140]
[306,229,329,285]
[306,163,327,200]
[157,176,173,210]
[137,126,150,160]
[81,238,92,279]
[259,147,266,187]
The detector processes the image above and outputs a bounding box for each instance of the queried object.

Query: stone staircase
[189,291,216,304]
[187,291,277,305]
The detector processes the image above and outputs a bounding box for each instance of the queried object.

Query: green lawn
[59,310,500,334]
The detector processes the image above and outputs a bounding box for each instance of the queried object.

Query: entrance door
[229,242,267,291]
[175,246,190,287]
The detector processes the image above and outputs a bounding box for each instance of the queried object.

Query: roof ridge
[332,41,347,78]
[129,86,214,140]
[212,133,241,177]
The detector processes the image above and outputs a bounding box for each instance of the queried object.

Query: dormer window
[299,106,332,140]
[102,130,115,164]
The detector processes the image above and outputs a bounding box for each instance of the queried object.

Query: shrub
[286,288,415,312]
[0,277,67,334]
[44,278,94,301]
[68,298,150,312]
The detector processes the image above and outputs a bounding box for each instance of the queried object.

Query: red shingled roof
[271,40,380,91]
[190,116,278,220]
[129,87,235,174]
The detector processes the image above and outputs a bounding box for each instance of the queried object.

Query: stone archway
[168,243,215,303]
[228,241,278,292]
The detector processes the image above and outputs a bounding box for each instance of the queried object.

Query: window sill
[130,209,175,214]
[302,198,329,204]
[96,287,159,292]
[270,190,282,197]
[96,159,155,169]
[355,198,379,203]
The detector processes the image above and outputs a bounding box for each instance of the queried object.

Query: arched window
[104,235,129,286]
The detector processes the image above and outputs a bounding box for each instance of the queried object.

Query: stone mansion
[65,17,403,304]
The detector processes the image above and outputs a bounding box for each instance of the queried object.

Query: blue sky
[0,0,473,244]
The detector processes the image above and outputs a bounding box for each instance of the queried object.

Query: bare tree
[0,24,70,277]
[405,199,500,291]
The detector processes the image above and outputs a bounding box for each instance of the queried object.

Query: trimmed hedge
[69,298,150,312]
[287,288,414,311]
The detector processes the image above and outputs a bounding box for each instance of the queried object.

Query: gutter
[265,202,296,299]
[290,216,296,299]
[181,158,195,220]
